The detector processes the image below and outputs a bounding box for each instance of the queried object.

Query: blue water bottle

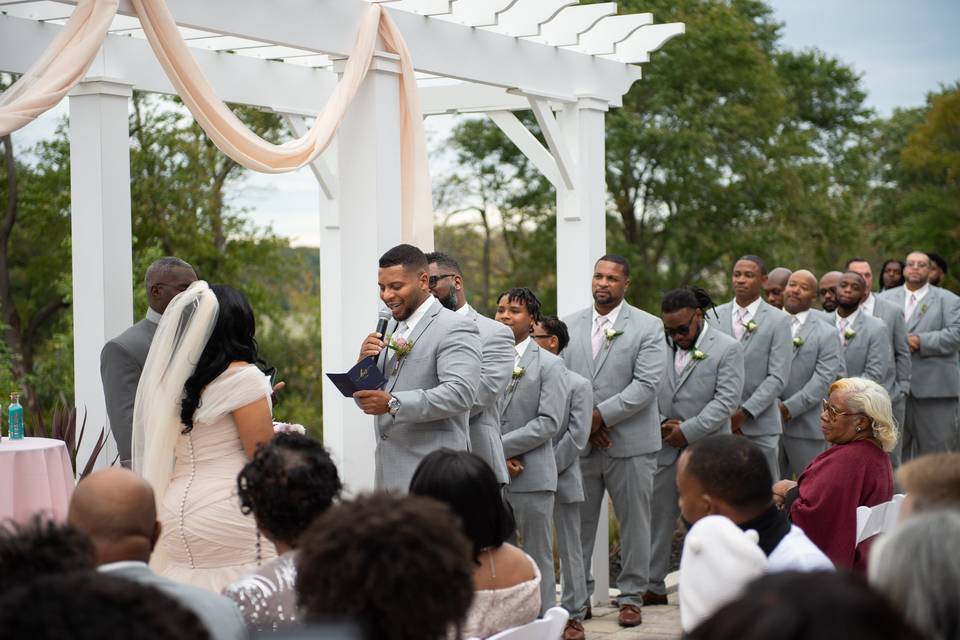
[8,393,24,440]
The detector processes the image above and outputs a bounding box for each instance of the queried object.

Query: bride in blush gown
[133,281,278,591]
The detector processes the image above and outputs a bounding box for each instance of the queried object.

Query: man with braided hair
[647,287,744,604]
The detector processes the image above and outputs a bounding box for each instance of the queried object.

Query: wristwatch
[388,395,401,416]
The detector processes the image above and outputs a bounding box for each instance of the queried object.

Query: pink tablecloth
[0,437,75,525]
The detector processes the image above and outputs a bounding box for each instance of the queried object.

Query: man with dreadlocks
[495,287,568,615]
[646,287,744,605]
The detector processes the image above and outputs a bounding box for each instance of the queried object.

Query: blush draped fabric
[0,0,118,136]
[789,440,893,571]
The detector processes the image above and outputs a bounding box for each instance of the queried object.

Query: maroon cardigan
[789,440,893,571]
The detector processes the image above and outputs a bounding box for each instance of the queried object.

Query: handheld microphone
[375,310,391,339]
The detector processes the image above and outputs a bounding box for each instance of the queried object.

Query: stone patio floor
[583,593,681,640]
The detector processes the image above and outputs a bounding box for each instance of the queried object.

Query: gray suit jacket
[99,562,246,640]
[781,315,843,440]
[562,303,666,458]
[870,296,912,400]
[880,285,960,399]
[657,324,744,465]
[554,369,592,503]
[100,317,159,464]
[499,341,567,493]
[828,310,891,384]
[712,300,793,436]
[376,298,482,490]
[465,306,516,485]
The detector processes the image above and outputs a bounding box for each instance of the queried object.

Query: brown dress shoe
[642,590,669,606]
[563,619,586,640]
[618,604,643,627]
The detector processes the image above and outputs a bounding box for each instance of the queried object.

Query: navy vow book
[326,355,387,397]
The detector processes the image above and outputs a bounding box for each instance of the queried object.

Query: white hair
[830,377,897,452]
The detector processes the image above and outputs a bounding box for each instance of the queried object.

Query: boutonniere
[387,336,415,373]
[745,320,758,334]
[603,328,624,349]
[919,303,928,315]
[691,349,707,361]
[509,367,525,391]
[793,336,804,348]
[843,327,856,341]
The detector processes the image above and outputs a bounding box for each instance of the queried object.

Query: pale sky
[9,2,959,247]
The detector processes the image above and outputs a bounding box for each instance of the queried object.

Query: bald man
[763,267,793,310]
[778,270,843,477]
[68,469,246,640]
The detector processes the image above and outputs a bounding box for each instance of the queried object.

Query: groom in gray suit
[830,272,891,384]
[562,255,665,628]
[495,288,567,616]
[355,245,482,491]
[100,257,197,466]
[713,255,792,478]
[880,251,960,458]
[426,252,515,484]
[68,468,245,640]
[778,270,843,478]
[647,288,743,604]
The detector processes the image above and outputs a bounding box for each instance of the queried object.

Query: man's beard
[437,289,458,311]
[822,299,837,312]
[837,300,859,314]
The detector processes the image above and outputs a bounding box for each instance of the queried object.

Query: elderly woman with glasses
[772,377,896,571]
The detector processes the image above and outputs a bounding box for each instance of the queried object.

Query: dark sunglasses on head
[428,274,456,288]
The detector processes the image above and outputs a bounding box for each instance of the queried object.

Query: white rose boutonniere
[745,320,758,334]
[510,366,524,391]
[692,349,707,361]
[843,327,856,341]
[793,336,804,349]
[603,328,624,350]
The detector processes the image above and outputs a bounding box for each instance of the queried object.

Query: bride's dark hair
[179,284,275,433]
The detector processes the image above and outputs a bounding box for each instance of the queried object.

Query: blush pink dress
[462,553,541,639]
[152,365,277,591]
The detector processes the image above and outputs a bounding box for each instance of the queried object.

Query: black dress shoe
[584,605,592,620]
[642,590,669,606]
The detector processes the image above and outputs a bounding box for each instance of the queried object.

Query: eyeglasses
[155,282,192,293]
[531,334,554,340]
[665,313,697,337]
[821,399,864,421]
[428,274,457,288]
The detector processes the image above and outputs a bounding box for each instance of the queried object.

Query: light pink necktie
[734,308,747,342]
[791,315,801,339]
[592,317,608,359]
[904,293,918,322]
[675,349,690,377]
[838,317,848,346]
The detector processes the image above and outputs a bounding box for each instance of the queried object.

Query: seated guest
[869,509,960,640]
[895,452,960,519]
[773,377,897,571]
[67,468,246,640]
[677,436,832,572]
[0,572,212,640]
[410,449,540,639]
[686,571,920,640]
[297,492,475,640]
[224,432,342,633]
[0,515,94,596]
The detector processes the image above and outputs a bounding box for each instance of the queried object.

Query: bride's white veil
[132,280,219,495]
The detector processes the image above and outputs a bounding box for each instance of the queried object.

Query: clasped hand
[589,409,612,449]
[660,419,688,448]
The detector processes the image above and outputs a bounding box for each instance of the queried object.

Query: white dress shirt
[146,307,162,325]
[675,322,710,375]
[456,302,471,316]
[394,295,435,340]
[836,307,860,331]
[592,299,624,328]
[734,296,762,321]
[788,310,810,339]
[860,293,876,316]
[514,336,532,367]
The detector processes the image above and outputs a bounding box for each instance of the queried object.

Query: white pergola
[2,0,682,600]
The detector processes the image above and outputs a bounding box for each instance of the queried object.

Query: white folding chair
[855,494,906,544]
[482,606,570,640]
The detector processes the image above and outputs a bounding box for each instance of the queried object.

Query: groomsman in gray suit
[495,288,567,616]
[647,288,743,604]
[355,245,482,491]
[713,255,792,478]
[778,270,843,478]
[533,316,592,639]
[880,252,960,458]
[100,257,197,466]
[847,258,912,465]
[830,272,891,384]
[562,255,666,628]
[426,252,515,484]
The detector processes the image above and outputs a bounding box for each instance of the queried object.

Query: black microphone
[375,310,391,340]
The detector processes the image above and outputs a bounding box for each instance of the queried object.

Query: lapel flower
[604,328,624,342]
[920,302,928,315]
[388,336,415,374]
[691,349,707,361]
[745,320,758,334]
[509,366,525,391]
[793,336,804,348]
[843,327,856,341]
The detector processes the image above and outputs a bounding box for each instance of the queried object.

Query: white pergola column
[555,96,611,603]
[322,52,403,494]
[68,78,134,470]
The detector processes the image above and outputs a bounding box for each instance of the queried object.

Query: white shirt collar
[734,296,762,319]
[514,336,532,364]
[456,302,471,316]
[836,307,860,328]
[694,321,709,349]
[592,300,624,328]
[98,560,150,572]
[860,293,875,316]
[146,307,163,324]
[905,282,930,302]
[398,295,435,336]
[790,310,810,327]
